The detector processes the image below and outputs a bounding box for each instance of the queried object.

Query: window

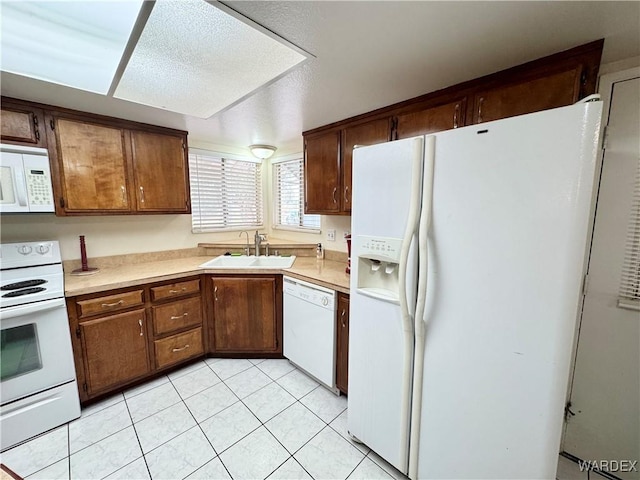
[189,151,263,232]
[618,161,640,311]
[273,158,320,230]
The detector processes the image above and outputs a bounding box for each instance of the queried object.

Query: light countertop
[64,255,351,297]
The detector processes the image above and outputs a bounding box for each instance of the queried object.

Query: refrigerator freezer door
[348,137,423,474]
[415,102,603,479]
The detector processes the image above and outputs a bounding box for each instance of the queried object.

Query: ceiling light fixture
[250,145,277,160]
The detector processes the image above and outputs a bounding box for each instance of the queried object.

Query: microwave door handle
[14,166,28,207]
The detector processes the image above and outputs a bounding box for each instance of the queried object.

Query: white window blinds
[189,151,263,232]
[273,159,320,230]
[618,160,640,310]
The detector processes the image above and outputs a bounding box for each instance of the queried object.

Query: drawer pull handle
[102,300,124,308]
[172,344,190,353]
[332,187,337,204]
[169,288,187,294]
[138,318,144,336]
[170,313,188,320]
[341,309,346,328]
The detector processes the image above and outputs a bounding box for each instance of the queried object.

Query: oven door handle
[0,298,66,320]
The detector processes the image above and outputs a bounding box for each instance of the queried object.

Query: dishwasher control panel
[283,277,335,310]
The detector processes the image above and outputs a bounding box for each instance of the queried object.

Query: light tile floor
[0,358,407,480]
[1,358,598,480]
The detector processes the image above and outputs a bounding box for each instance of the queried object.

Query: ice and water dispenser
[355,235,402,303]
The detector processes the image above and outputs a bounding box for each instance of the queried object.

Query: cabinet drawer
[77,290,144,318]
[154,327,203,369]
[151,279,200,302]
[152,296,202,336]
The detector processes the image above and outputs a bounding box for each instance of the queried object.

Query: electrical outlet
[326,229,336,241]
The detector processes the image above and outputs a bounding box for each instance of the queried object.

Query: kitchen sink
[199,255,296,269]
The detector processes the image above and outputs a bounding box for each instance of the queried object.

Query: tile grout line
[165,369,231,480]
[122,390,153,480]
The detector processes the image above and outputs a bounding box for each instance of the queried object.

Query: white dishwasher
[283,276,337,390]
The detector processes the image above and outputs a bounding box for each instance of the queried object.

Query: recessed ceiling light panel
[113,0,310,118]
[0,1,143,94]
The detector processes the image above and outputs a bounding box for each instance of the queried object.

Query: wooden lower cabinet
[336,293,350,394]
[154,327,203,369]
[68,277,205,402]
[79,309,151,396]
[211,276,282,354]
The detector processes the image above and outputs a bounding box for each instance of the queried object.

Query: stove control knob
[321,296,329,307]
[18,245,32,255]
[37,244,50,254]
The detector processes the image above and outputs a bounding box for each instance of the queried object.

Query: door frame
[561,65,640,450]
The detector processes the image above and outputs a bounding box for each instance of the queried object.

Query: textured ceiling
[1,1,638,156]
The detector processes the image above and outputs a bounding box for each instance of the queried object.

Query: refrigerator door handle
[398,137,424,330]
[408,135,436,479]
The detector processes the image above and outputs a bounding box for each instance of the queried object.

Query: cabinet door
[79,309,151,395]
[0,103,47,147]
[55,118,131,212]
[342,119,390,212]
[336,293,350,394]
[472,66,583,124]
[212,277,278,352]
[304,131,341,214]
[131,131,189,213]
[395,99,466,139]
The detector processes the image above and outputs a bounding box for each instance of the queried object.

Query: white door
[563,70,640,480]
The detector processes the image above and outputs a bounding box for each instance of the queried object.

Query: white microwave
[0,143,55,213]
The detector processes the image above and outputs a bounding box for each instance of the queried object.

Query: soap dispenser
[316,243,324,260]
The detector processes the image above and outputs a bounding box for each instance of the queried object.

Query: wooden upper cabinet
[304,131,341,214]
[212,277,279,353]
[342,119,391,212]
[54,118,131,213]
[472,66,583,124]
[79,309,151,395]
[395,99,466,139]
[130,131,189,212]
[0,101,47,148]
[46,109,189,216]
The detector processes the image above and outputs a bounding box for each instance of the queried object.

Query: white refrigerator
[347,99,603,479]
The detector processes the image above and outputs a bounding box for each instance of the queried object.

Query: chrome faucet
[254,230,261,257]
[239,231,250,255]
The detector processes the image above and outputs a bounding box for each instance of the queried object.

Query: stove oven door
[0,298,76,404]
